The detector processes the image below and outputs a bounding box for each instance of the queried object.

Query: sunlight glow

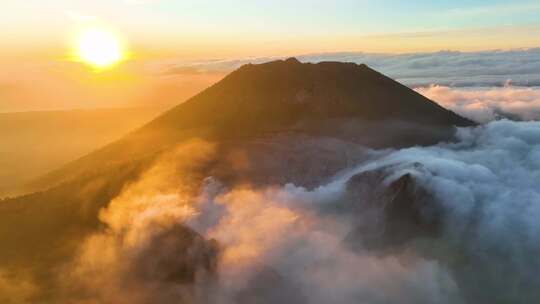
[76,27,124,68]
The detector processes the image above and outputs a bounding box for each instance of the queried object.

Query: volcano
[31,58,473,189]
[0,58,475,303]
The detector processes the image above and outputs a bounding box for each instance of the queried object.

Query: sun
[75,27,124,68]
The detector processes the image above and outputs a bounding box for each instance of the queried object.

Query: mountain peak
[174,59,474,130]
[284,57,301,64]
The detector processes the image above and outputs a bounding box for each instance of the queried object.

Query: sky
[3,0,540,59]
[1,0,540,112]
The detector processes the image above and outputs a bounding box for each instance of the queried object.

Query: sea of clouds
[165,48,540,88]
[416,85,540,122]
[58,119,540,303]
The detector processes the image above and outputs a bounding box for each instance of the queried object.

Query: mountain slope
[0,58,475,302]
[30,58,473,191]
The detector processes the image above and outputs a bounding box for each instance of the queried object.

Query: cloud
[162,49,540,88]
[58,137,464,304]
[416,85,540,122]
[198,184,462,304]
[96,119,540,303]
[11,119,540,303]
[349,120,540,302]
[62,139,220,304]
[303,49,540,87]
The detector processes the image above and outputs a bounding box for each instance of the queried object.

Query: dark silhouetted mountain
[30,58,473,190]
[0,58,475,302]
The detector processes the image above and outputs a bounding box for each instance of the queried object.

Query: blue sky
[2,0,540,58]
[151,0,540,33]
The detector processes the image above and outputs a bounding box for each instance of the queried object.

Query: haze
[2,0,540,112]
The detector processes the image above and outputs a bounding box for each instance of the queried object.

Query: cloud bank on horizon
[166,48,540,88]
[416,85,540,123]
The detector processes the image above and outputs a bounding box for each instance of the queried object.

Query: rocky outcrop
[343,164,442,252]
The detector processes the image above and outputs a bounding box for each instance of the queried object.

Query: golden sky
[1,0,540,112]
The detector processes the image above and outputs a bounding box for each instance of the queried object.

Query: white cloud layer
[416,85,540,122]
[56,120,540,303]
[299,49,540,87]
[164,48,540,88]
[355,120,540,302]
